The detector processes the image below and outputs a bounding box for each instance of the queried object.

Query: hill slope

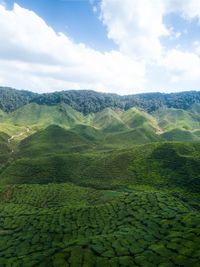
[92,108,128,132]
[1,134,200,193]
[0,88,200,266]
[19,125,93,156]
[154,107,200,131]
[2,103,84,127]
[1,103,200,149]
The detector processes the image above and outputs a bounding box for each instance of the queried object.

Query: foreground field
[0,183,199,267]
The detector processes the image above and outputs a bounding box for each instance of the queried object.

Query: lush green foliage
[1,86,200,114]
[153,107,200,131]
[0,87,36,112]
[0,88,200,266]
[2,103,200,147]
[1,129,200,195]
[0,183,199,266]
[24,89,200,113]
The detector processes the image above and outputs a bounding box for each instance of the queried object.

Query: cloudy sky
[0,0,200,94]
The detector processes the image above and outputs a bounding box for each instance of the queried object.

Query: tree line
[1,86,200,114]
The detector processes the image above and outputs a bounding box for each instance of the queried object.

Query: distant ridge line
[0,86,200,114]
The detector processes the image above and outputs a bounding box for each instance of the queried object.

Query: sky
[0,0,200,95]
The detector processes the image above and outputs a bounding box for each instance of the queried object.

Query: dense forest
[1,86,200,114]
[0,87,36,112]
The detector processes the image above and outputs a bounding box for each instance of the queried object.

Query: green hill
[153,107,200,131]
[0,132,11,163]
[0,154,93,184]
[161,128,200,142]
[190,103,200,114]
[193,129,200,137]
[0,132,11,171]
[3,103,84,127]
[1,134,200,193]
[0,109,5,120]
[0,132,11,154]
[71,124,104,142]
[92,108,128,132]
[1,104,200,145]
[129,142,200,192]
[105,126,161,147]
[0,131,9,146]
[18,125,93,157]
[0,89,200,266]
[121,107,158,129]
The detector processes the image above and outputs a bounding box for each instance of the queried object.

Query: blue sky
[4,0,115,51]
[0,0,200,94]
[162,13,200,50]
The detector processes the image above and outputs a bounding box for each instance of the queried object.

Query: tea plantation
[0,183,199,267]
[0,100,200,266]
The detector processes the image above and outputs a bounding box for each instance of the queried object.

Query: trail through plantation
[7,127,30,152]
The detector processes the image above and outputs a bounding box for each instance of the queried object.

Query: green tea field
[0,183,199,267]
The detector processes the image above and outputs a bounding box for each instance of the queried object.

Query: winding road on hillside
[8,127,30,153]
[8,127,30,143]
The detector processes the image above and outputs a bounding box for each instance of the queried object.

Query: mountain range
[0,87,200,186]
[0,87,200,266]
[1,86,200,113]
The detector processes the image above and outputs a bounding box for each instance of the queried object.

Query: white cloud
[162,49,200,81]
[0,3,145,94]
[166,0,200,20]
[0,1,200,94]
[100,0,200,60]
[100,0,168,62]
[100,0,200,91]
[0,1,5,7]
[168,27,182,40]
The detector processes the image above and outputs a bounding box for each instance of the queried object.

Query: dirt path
[8,127,30,153]
[156,126,164,135]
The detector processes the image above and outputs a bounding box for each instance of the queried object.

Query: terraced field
[0,184,199,266]
[0,95,199,266]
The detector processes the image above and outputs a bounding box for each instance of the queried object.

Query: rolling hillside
[161,128,199,142]
[0,100,200,144]
[1,137,200,195]
[91,108,128,132]
[0,100,199,188]
[19,125,93,156]
[1,103,84,127]
[0,88,200,266]
[154,107,200,131]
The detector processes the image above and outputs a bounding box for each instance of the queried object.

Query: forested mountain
[1,86,200,114]
[27,90,200,113]
[0,87,36,112]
